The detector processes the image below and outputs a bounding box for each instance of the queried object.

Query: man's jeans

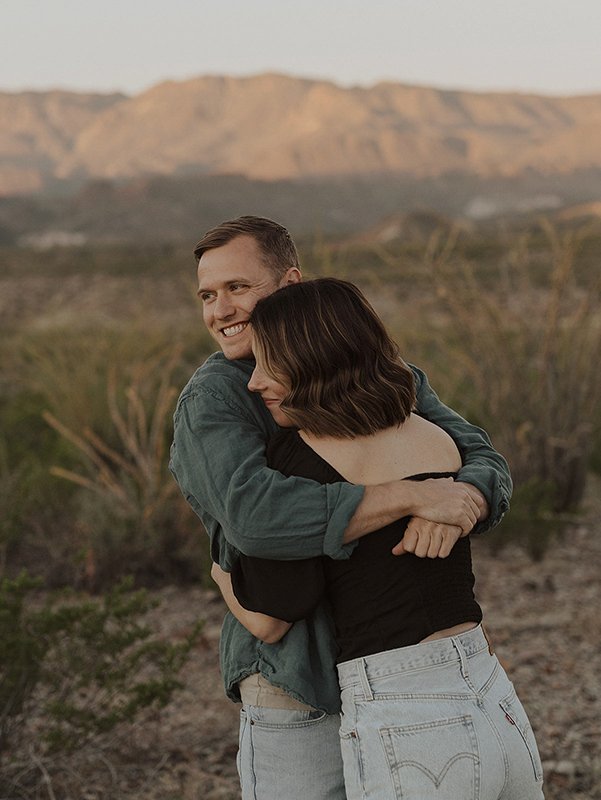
[337,624,544,800]
[237,705,346,800]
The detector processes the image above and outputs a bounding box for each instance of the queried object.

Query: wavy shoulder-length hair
[249,278,415,438]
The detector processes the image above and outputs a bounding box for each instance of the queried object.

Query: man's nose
[214,293,235,319]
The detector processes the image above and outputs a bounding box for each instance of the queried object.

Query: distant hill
[2,73,601,195]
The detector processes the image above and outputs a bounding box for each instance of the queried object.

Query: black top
[232,428,482,662]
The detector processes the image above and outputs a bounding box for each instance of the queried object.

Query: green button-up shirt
[170,352,511,712]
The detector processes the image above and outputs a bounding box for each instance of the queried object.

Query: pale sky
[2,0,600,96]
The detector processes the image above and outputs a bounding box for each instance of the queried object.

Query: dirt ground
[3,485,601,800]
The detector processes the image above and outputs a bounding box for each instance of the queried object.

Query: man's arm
[170,366,481,565]
[344,477,482,542]
[170,373,362,563]
[171,361,508,565]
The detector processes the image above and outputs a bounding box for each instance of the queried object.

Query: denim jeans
[237,704,346,800]
[337,625,544,800]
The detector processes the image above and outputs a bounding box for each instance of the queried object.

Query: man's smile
[220,322,249,337]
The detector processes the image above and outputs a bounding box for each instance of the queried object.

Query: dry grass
[418,221,601,515]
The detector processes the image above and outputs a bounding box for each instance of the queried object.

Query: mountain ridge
[1,72,601,196]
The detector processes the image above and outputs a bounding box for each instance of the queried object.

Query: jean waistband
[239,673,316,711]
[337,624,491,690]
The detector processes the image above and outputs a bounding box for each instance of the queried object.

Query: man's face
[197,235,301,360]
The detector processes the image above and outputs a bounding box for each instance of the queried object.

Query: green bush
[0,574,202,755]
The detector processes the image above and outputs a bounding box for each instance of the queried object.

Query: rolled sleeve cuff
[322,483,365,559]
[457,470,511,535]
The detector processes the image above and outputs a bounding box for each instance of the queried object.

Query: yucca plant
[42,345,201,585]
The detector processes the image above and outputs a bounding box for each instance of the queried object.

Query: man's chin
[221,341,253,361]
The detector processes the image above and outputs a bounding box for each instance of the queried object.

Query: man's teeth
[222,323,247,337]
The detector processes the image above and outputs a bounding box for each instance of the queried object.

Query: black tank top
[232,428,482,662]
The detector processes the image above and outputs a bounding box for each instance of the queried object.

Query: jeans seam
[480,702,510,797]
[478,659,501,697]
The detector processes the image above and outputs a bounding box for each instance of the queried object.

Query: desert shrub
[0,573,202,759]
[11,324,211,445]
[0,320,214,587]
[40,345,207,587]
[409,222,601,547]
[0,390,80,579]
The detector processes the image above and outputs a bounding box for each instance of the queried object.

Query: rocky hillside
[2,73,601,194]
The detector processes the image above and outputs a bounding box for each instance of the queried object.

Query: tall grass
[397,221,601,550]
[2,223,600,583]
[2,323,213,587]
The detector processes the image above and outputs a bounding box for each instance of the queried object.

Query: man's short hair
[193,216,300,280]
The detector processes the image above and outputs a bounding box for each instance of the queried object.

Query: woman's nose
[248,368,262,393]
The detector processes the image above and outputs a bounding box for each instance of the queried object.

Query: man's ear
[282,267,302,286]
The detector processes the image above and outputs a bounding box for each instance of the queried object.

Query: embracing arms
[170,358,511,565]
[210,563,292,644]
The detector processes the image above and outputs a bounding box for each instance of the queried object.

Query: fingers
[459,493,480,533]
[393,519,463,559]
[427,527,443,558]
[391,539,407,556]
[392,525,418,556]
[413,478,482,533]
[437,525,463,557]
[456,482,490,522]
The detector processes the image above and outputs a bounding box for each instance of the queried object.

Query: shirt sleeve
[231,555,326,623]
[170,371,363,563]
[411,364,512,533]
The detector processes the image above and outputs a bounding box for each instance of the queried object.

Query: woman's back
[299,413,462,486]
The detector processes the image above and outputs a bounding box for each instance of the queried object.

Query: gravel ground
[3,484,600,800]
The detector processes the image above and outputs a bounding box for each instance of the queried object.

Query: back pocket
[380,715,479,800]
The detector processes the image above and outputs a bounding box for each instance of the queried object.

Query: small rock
[553,760,576,777]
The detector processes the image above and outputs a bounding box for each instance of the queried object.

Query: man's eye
[200,293,214,302]
[231,283,248,291]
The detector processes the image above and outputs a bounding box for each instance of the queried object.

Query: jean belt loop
[451,635,470,682]
[357,658,374,701]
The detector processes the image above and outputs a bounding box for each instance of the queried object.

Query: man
[170,216,511,800]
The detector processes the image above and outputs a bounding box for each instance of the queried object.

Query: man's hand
[408,477,484,533]
[344,477,489,544]
[458,482,489,522]
[393,483,489,558]
[392,518,464,558]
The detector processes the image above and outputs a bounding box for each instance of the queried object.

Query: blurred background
[1,2,600,797]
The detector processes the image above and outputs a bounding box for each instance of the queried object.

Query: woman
[212,278,544,800]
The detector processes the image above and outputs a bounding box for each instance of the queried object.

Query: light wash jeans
[237,704,346,800]
[337,625,544,800]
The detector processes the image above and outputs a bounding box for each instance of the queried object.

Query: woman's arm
[211,563,292,644]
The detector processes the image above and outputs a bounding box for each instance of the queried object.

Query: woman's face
[248,340,294,427]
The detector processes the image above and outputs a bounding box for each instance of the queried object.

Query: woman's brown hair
[250,278,415,437]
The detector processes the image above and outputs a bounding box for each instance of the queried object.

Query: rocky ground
[3,485,600,800]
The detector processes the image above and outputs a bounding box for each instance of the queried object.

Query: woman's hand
[392,517,464,558]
